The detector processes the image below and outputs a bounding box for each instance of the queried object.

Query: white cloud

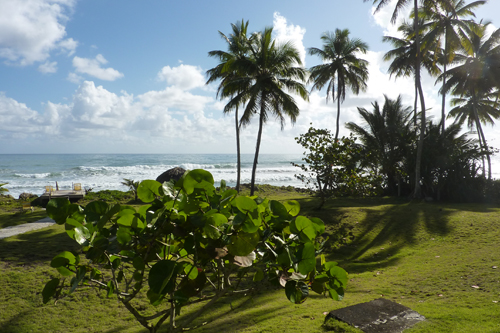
[58,37,77,56]
[157,64,205,90]
[72,54,124,81]
[273,12,307,66]
[370,0,412,38]
[38,60,57,73]
[0,0,76,65]
[67,72,83,84]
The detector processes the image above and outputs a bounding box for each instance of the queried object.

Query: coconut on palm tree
[308,29,369,140]
[220,27,309,195]
[207,20,252,192]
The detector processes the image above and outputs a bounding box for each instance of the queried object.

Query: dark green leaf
[227,232,260,256]
[285,280,309,304]
[148,260,176,294]
[46,198,71,224]
[296,242,316,275]
[290,216,316,242]
[42,278,60,304]
[232,196,258,214]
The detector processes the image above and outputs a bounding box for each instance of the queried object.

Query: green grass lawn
[0,190,499,332]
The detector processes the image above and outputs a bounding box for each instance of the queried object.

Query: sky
[0,0,499,156]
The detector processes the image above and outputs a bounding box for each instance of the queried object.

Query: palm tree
[448,90,500,178]
[346,95,415,196]
[121,178,139,201]
[364,0,452,198]
[0,183,8,194]
[207,20,252,193]
[421,0,486,132]
[383,19,441,125]
[308,29,369,140]
[221,27,309,195]
[442,23,500,179]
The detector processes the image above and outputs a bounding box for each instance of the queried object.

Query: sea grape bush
[292,126,382,208]
[43,169,347,333]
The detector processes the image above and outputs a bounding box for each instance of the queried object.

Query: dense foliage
[293,126,382,208]
[43,169,347,333]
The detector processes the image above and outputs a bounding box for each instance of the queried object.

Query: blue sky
[1,0,499,155]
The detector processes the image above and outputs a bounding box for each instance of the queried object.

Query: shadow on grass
[296,196,457,274]
[0,211,48,229]
[0,225,79,264]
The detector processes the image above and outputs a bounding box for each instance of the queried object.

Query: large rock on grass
[156,167,186,184]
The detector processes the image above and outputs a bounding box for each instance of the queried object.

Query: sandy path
[0,217,56,239]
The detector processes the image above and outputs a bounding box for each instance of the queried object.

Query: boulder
[156,167,186,184]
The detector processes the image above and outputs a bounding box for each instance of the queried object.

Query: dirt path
[0,217,56,239]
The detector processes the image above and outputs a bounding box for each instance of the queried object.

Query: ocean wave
[14,172,53,179]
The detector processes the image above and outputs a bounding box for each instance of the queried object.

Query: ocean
[1,153,499,199]
[0,154,306,199]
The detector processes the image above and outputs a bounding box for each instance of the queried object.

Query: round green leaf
[227,232,260,256]
[269,200,288,218]
[283,200,300,217]
[310,217,325,235]
[232,197,258,214]
[285,280,309,304]
[46,198,71,224]
[148,260,176,294]
[84,201,109,222]
[42,278,60,304]
[182,169,214,194]
[290,216,316,242]
[296,242,316,275]
[137,180,162,203]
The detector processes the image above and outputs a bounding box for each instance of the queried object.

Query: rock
[18,192,38,201]
[326,298,425,333]
[156,167,186,184]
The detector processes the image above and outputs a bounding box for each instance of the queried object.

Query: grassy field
[0,190,499,332]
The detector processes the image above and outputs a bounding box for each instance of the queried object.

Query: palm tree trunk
[235,106,241,192]
[414,81,418,127]
[472,92,491,179]
[250,97,265,196]
[335,86,341,141]
[413,1,425,199]
[440,42,448,134]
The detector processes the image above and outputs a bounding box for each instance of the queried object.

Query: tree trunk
[440,41,448,134]
[335,85,341,141]
[413,2,426,199]
[235,106,241,192]
[250,96,265,196]
[473,97,491,179]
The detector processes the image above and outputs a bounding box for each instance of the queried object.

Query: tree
[383,20,441,125]
[364,0,453,198]
[346,95,415,196]
[207,20,252,192]
[221,27,309,196]
[0,183,8,194]
[448,90,500,178]
[292,127,382,208]
[308,29,369,140]
[421,0,486,132]
[43,170,347,333]
[121,178,139,201]
[441,23,500,179]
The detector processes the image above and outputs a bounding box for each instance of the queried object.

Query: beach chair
[73,183,82,191]
[45,186,54,193]
[21,202,34,213]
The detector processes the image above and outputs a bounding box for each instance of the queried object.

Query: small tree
[121,178,140,201]
[43,169,347,333]
[0,183,8,194]
[292,126,382,208]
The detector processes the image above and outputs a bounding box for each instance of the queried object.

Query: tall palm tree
[442,23,500,179]
[448,90,500,178]
[364,0,452,198]
[346,95,415,196]
[383,20,441,125]
[421,0,486,133]
[308,29,369,140]
[221,27,309,195]
[207,20,252,193]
